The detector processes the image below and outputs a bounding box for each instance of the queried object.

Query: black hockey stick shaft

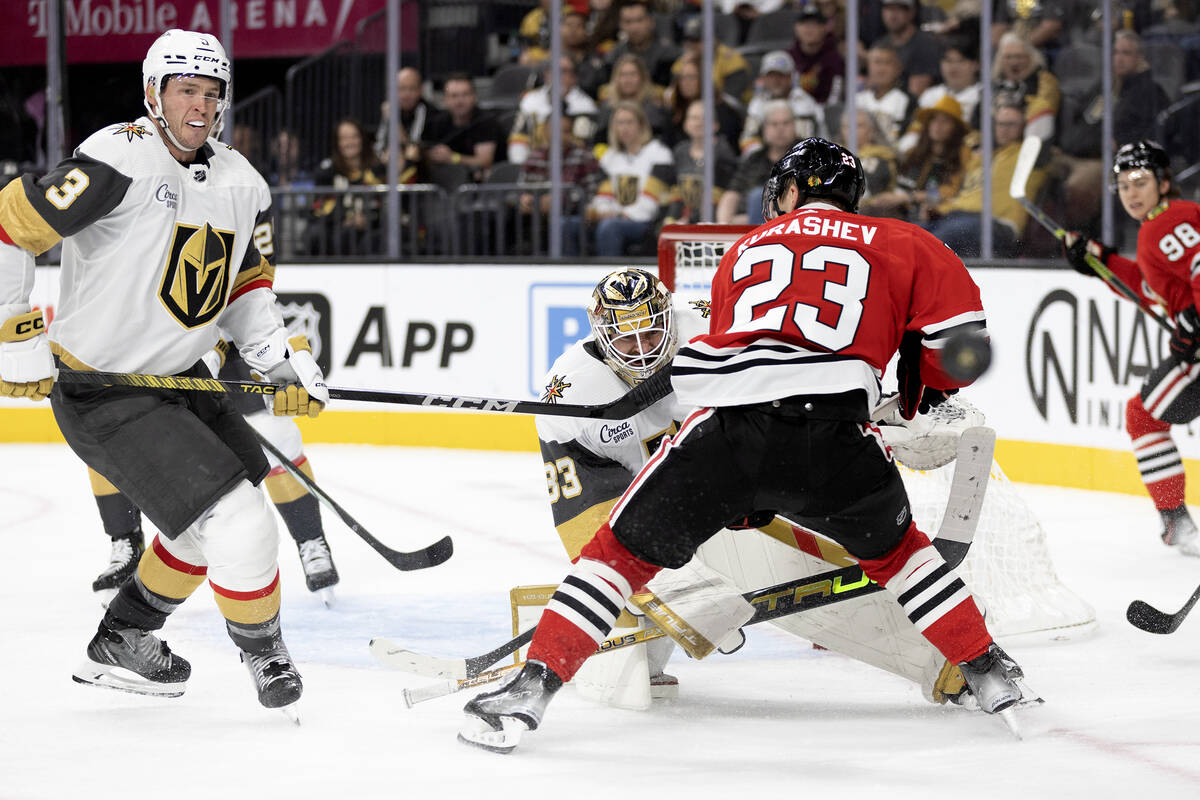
[253,432,453,571]
[57,368,672,420]
[1126,583,1200,634]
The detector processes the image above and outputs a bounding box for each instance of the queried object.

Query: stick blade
[369,637,470,680]
[388,535,455,571]
[1009,136,1042,200]
[1126,600,1179,634]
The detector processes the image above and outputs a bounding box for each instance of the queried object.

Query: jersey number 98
[1158,222,1200,262]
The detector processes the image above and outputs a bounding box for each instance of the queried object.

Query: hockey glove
[1062,232,1115,277]
[1170,306,1200,362]
[0,308,56,401]
[243,330,329,418]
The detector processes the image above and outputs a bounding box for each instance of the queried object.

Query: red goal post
[657,223,752,292]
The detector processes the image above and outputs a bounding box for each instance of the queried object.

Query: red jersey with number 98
[670,203,986,409]
[1105,200,1200,316]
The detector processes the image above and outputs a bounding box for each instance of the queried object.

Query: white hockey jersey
[0,117,282,376]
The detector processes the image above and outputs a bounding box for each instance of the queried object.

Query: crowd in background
[5,0,1200,260]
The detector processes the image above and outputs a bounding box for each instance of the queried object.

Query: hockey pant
[104,480,286,654]
[1128,356,1200,511]
[526,400,994,682]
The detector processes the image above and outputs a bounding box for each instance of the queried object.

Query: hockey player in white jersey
[529,268,974,713]
[0,29,326,716]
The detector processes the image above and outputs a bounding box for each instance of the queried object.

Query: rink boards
[1,262,1191,500]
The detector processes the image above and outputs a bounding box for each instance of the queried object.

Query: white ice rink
[2,442,1199,799]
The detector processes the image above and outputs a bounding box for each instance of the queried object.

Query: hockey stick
[1009,137,1173,334]
[56,367,673,420]
[372,427,996,688]
[253,432,454,572]
[1126,582,1200,634]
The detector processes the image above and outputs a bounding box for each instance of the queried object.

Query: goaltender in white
[531,268,985,707]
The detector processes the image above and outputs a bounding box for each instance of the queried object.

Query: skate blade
[457,714,529,754]
[95,589,118,609]
[278,702,301,726]
[72,662,185,698]
[318,588,336,609]
[996,706,1022,740]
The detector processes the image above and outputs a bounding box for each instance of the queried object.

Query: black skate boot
[297,535,340,596]
[1160,506,1200,557]
[458,660,563,753]
[241,640,303,720]
[72,621,190,697]
[92,530,144,597]
[958,643,1023,714]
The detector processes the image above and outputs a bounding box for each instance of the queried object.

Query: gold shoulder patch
[690,299,712,319]
[110,122,150,142]
[541,375,572,403]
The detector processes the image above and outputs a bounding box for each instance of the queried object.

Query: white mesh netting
[662,224,1097,641]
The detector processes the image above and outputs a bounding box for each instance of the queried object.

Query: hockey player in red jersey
[1064,140,1200,557]
[458,137,1027,753]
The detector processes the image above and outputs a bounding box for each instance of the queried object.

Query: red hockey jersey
[671,202,986,408]
[1105,199,1200,316]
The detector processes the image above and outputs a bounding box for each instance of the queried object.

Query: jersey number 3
[728,242,869,351]
[45,168,90,211]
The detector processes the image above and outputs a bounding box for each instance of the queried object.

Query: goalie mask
[142,29,232,151]
[588,269,677,385]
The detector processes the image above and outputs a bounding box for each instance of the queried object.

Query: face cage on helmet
[147,73,230,148]
[593,304,677,384]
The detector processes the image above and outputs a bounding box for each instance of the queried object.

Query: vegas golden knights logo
[616,175,639,207]
[159,222,236,329]
[680,175,701,213]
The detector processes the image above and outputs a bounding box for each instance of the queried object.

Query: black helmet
[1112,140,1170,184]
[762,137,866,220]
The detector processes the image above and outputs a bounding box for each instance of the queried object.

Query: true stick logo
[751,570,874,612]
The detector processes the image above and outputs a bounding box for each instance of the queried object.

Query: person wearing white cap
[738,49,820,156]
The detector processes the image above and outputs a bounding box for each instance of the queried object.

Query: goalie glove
[879,393,986,470]
[242,330,328,418]
[0,308,56,401]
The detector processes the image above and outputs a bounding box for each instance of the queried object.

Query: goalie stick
[56,367,673,420]
[1008,136,1172,334]
[371,427,996,689]
[254,433,454,572]
[1126,582,1200,634]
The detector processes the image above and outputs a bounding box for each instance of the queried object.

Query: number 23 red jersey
[671,203,986,409]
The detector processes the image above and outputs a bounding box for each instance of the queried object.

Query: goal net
[658,223,1096,640]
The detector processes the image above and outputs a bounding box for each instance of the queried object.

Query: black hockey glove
[1063,234,1115,277]
[898,331,959,419]
[1170,306,1200,362]
[915,387,958,415]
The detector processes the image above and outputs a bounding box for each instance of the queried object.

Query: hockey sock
[856,522,991,664]
[88,468,142,539]
[527,523,662,682]
[211,572,283,654]
[105,536,206,632]
[263,456,324,543]
[1127,395,1185,511]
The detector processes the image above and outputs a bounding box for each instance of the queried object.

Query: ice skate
[72,622,190,698]
[92,530,144,606]
[241,640,303,722]
[1160,508,1200,557]
[458,660,563,754]
[958,643,1034,737]
[650,671,679,699]
[297,536,339,606]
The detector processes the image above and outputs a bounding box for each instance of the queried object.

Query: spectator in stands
[994,0,1066,56]
[375,67,447,172]
[596,54,669,142]
[518,109,604,256]
[577,101,675,256]
[424,73,503,182]
[898,34,981,154]
[667,98,739,224]
[308,118,386,257]
[844,108,903,218]
[518,0,555,66]
[856,43,914,146]
[874,0,942,96]
[562,9,608,100]
[0,74,37,166]
[508,56,599,165]
[992,32,1060,143]
[672,16,753,105]
[870,94,972,222]
[925,95,1048,258]
[739,50,821,155]
[1059,29,1171,233]
[662,53,744,151]
[606,1,680,87]
[814,0,848,51]
[717,99,797,224]
[723,0,789,42]
[586,0,622,57]
[232,123,263,174]
[789,4,846,105]
[265,129,313,189]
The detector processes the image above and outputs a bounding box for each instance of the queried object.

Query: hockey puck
[941,330,992,382]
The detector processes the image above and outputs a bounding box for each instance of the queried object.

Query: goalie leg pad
[638,558,755,659]
[858,521,992,665]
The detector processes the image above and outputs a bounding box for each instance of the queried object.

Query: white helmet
[588,269,678,385]
[142,29,231,150]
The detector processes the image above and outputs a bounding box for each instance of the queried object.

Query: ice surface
[2,443,1199,798]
